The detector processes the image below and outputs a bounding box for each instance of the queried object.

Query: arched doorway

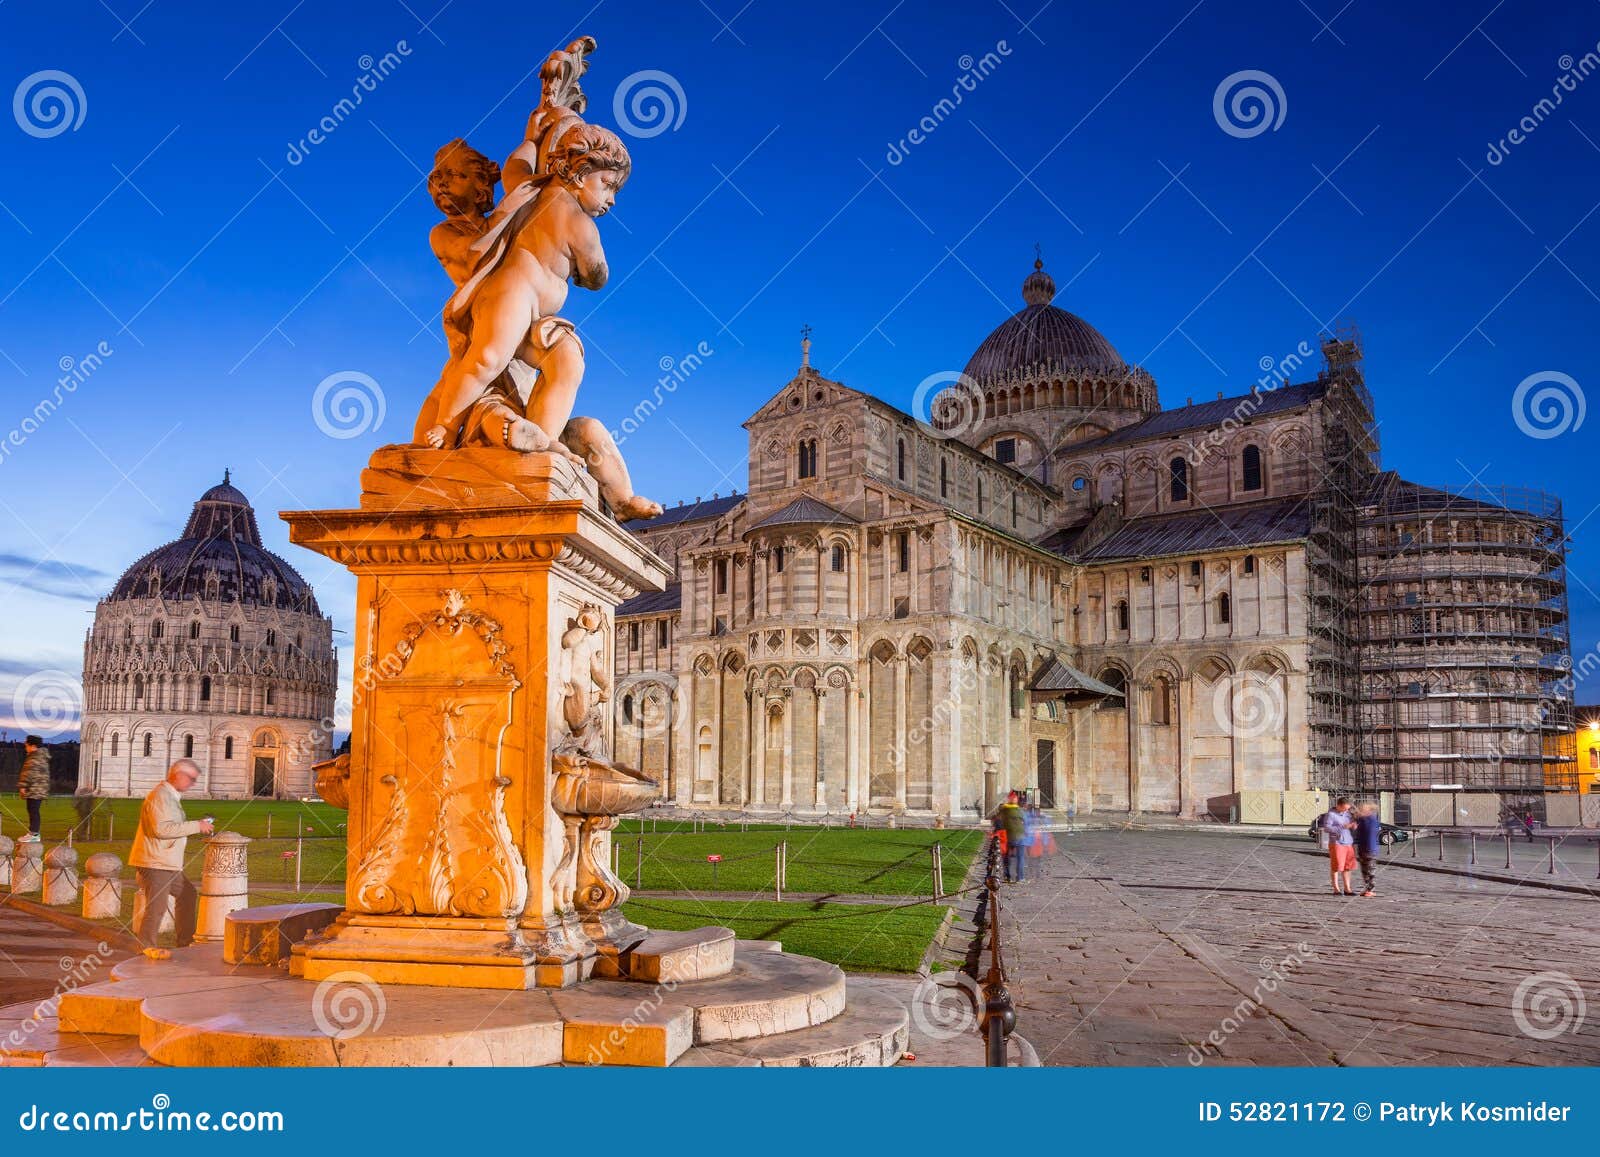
[251,729,279,797]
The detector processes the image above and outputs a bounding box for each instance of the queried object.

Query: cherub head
[429,138,500,219]
[548,122,631,218]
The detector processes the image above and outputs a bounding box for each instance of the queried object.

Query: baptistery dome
[79,473,337,801]
[106,471,320,613]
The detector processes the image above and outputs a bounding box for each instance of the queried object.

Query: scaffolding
[1306,326,1377,789]
[1356,474,1574,797]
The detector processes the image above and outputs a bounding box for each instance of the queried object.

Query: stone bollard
[0,835,12,889]
[42,846,80,906]
[12,840,43,894]
[196,831,251,942]
[82,852,125,919]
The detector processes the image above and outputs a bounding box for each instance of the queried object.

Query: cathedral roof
[618,584,682,617]
[1068,381,1326,453]
[1063,497,1310,562]
[748,496,857,532]
[962,259,1129,385]
[105,472,321,615]
[623,492,745,531]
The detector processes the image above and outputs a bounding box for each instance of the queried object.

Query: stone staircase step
[674,986,909,1067]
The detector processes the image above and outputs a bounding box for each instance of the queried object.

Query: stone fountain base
[10,925,908,1068]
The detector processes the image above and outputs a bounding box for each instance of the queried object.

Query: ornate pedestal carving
[282,447,669,989]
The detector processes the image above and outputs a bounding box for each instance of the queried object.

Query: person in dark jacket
[17,735,49,841]
[992,791,1028,883]
[1353,802,1382,897]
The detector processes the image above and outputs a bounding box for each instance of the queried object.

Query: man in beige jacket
[129,758,214,959]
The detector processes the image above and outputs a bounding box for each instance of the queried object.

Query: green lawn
[2,799,982,903]
[621,897,949,973]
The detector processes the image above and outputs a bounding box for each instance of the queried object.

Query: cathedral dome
[962,259,1128,385]
[106,471,321,614]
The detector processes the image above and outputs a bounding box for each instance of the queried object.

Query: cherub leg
[521,323,585,437]
[417,278,538,447]
[562,416,664,521]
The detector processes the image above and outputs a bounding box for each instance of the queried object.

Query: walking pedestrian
[1322,797,1357,895]
[992,791,1027,883]
[1353,802,1381,897]
[17,735,49,842]
[129,758,214,960]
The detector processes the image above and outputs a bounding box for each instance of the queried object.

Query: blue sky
[1,0,1597,736]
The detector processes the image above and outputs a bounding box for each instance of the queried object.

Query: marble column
[781,695,795,809]
[894,655,908,810]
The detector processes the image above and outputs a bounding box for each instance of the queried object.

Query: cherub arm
[568,210,609,290]
[589,644,611,703]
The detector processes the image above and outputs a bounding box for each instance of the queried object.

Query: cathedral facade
[614,260,1574,819]
[76,475,338,800]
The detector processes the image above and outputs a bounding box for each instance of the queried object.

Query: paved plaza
[992,830,1600,1066]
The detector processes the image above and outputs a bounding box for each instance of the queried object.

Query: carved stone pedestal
[281,447,670,989]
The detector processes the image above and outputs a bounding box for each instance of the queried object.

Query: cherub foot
[422,424,449,450]
[503,417,555,453]
[550,439,588,468]
[611,495,665,520]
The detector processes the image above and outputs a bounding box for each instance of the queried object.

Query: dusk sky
[2,0,1596,737]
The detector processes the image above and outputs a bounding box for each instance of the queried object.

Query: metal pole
[1548,838,1556,876]
[1505,834,1512,870]
[267,814,272,839]
[296,816,303,894]
[635,837,643,889]
[1469,832,1476,866]
[1438,830,1445,861]
[775,842,783,902]
[932,842,943,900]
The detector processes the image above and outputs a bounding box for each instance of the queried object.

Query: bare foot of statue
[548,438,587,468]
[423,424,449,449]
[611,494,665,520]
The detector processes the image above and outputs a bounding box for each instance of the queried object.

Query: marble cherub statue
[557,602,613,758]
[412,38,662,522]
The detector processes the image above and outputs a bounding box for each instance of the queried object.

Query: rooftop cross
[800,323,813,368]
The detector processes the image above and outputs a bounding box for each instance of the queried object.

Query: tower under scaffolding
[1306,325,1377,789]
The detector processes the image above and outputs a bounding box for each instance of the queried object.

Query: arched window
[896,438,907,481]
[939,458,949,498]
[1115,599,1129,631]
[621,693,635,724]
[831,544,845,572]
[109,733,119,757]
[229,624,240,643]
[265,628,276,647]
[189,620,200,639]
[1169,457,1189,502]
[1243,554,1256,574]
[200,675,211,702]
[123,624,132,642]
[133,674,144,701]
[896,531,909,573]
[797,438,818,480]
[1097,667,1127,710]
[142,733,152,758]
[183,734,194,758]
[977,476,984,511]
[1241,444,1263,491]
[150,620,163,639]
[265,685,275,707]
[224,736,234,760]
[1151,675,1172,725]
[1009,665,1024,719]
[1217,592,1231,624]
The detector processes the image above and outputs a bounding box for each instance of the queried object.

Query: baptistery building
[77,474,338,799]
[611,257,1575,821]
